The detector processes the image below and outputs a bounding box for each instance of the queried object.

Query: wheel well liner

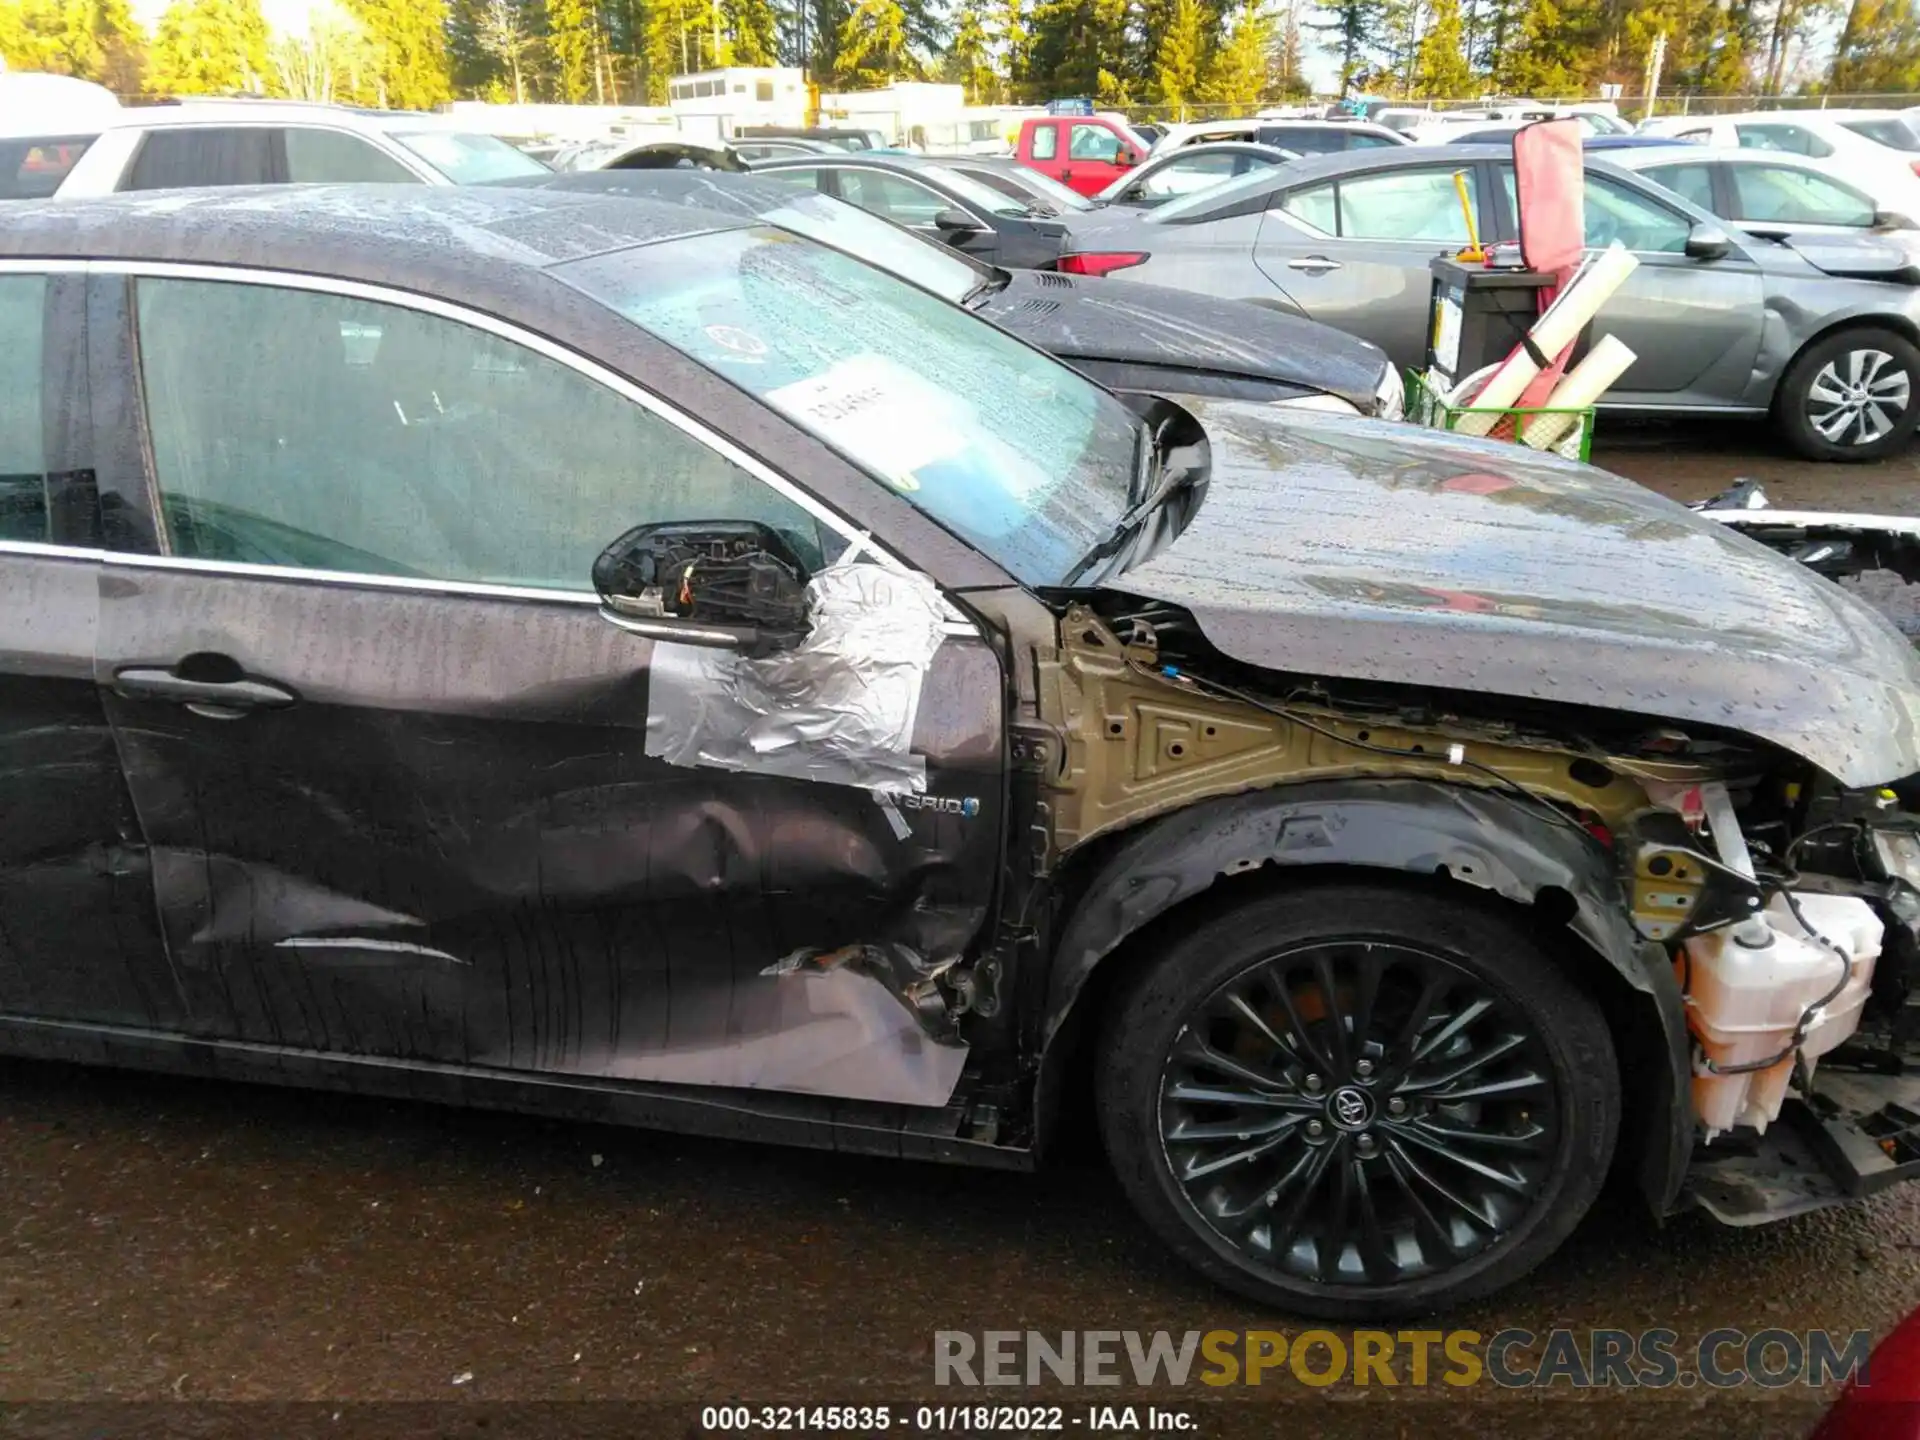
[1031,777,1692,1214]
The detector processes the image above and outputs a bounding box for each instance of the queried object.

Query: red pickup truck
[1012,114,1150,196]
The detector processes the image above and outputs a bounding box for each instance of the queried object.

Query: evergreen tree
[835,0,913,81]
[727,0,782,63]
[999,0,1029,92]
[1308,0,1388,89]
[474,0,537,97]
[1197,0,1269,104]
[1266,1,1309,93]
[341,0,451,106]
[943,4,995,98]
[148,0,266,93]
[545,0,595,98]
[1151,0,1203,102]
[1415,0,1476,93]
[1831,0,1920,88]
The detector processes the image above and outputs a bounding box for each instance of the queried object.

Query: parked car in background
[8,184,1920,1323]
[1638,109,1920,213]
[942,155,1104,215]
[7,101,549,196]
[593,139,749,171]
[731,137,840,162]
[736,125,888,151]
[1062,144,1920,459]
[1442,125,1693,151]
[1094,141,1297,208]
[1607,145,1912,236]
[1012,112,1151,195]
[753,150,1099,268]
[518,168,1405,417]
[1155,119,1409,156]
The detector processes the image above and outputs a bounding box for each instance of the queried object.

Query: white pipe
[1520,334,1637,449]
[1453,244,1640,436]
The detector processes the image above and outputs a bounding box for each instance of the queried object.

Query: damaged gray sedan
[4,186,1920,1320]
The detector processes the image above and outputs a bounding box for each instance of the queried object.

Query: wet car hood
[976,270,1389,409]
[1102,402,1920,787]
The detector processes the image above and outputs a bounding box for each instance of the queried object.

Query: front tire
[1096,883,1620,1320]
[1775,327,1920,462]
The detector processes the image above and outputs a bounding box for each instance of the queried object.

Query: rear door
[821,165,1005,265]
[0,266,182,1032]
[1253,161,1497,366]
[1021,120,1068,184]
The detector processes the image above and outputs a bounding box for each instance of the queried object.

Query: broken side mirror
[592,519,811,657]
[1875,208,1916,230]
[1684,221,1733,261]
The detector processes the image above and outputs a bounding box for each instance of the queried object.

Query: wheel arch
[1030,777,1692,1217]
[1768,309,1920,412]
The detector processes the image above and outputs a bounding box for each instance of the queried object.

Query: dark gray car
[1068,144,1920,460]
[7,185,1920,1324]
[521,169,1402,416]
[749,151,1099,270]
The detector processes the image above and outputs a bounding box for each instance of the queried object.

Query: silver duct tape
[644,559,947,793]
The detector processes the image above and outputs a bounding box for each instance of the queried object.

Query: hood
[1103,401,1920,787]
[978,270,1389,409]
[1785,229,1920,284]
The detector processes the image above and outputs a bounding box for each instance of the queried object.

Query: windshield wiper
[962,268,1013,308]
[1059,416,1180,587]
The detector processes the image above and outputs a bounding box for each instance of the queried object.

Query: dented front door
[88,269,1004,1106]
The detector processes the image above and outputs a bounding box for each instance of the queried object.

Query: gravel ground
[1,423,1917,1440]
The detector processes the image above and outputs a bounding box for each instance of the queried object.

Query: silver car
[1065,145,1920,460]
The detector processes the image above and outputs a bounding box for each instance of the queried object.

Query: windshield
[1840,116,1920,152]
[391,130,549,182]
[918,162,1039,216]
[559,228,1139,584]
[760,191,988,303]
[993,165,1096,212]
[1147,165,1278,222]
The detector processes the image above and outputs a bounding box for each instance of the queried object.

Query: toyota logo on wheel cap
[1329,1086,1374,1130]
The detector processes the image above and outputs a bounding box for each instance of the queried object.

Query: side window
[1639,161,1718,213]
[124,128,275,190]
[760,165,824,191]
[0,135,94,199]
[1335,167,1478,241]
[133,278,828,588]
[1732,163,1876,226]
[1583,174,1692,251]
[284,129,418,183]
[1138,150,1242,199]
[1277,181,1338,234]
[835,169,949,225]
[1345,132,1399,150]
[1069,124,1122,162]
[1735,123,1834,159]
[0,276,46,543]
[1029,124,1058,161]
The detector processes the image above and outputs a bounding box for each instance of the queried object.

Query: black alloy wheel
[1098,883,1619,1319]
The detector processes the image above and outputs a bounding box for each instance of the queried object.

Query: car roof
[72,101,459,136]
[752,151,947,173]
[1145,141,1297,160]
[0,185,751,284]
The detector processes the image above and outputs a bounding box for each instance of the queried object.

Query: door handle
[1287,255,1343,274]
[113,664,297,719]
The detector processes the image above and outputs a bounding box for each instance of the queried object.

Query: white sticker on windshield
[766,354,972,491]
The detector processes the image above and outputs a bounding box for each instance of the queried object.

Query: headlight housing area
[1272,393,1363,416]
[1373,364,1406,421]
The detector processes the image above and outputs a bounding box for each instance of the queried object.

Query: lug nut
[1305,1074,1323,1093]
[1354,1059,1375,1078]
[1387,1096,1407,1116]
[1306,1119,1326,1137]
[1356,1133,1377,1156]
